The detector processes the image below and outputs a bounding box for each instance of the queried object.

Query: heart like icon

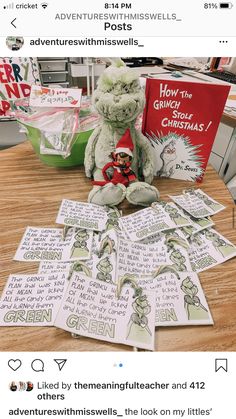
[8,359,22,371]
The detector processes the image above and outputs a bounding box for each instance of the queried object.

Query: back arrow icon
[11,18,17,28]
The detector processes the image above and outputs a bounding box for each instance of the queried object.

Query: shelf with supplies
[38,57,70,87]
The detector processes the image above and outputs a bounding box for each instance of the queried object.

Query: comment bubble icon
[31,359,44,372]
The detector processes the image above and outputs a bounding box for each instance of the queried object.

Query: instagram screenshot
[0,0,235,417]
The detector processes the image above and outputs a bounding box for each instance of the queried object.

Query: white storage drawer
[38,60,67,72]
[41,71,68,83]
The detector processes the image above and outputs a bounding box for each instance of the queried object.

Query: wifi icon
[41,2,48,9]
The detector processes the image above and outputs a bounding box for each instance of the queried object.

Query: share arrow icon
[54,359,67,371]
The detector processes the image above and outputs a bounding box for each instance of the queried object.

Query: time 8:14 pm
[104,3,132,8]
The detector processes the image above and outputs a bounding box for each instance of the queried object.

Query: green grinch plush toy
[84,59,159,206]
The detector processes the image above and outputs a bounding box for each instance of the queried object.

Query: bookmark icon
[215,358,228,372]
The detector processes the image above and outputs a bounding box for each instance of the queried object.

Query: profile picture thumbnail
[6,36,24,51]
[9,381,34,392]
[9,381,18,392]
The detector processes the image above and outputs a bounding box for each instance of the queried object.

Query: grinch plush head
[93,59,145,124]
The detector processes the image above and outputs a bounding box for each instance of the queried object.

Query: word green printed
[136,222,169,239]
[156,308,178,323]
[4,309,52,323]
[66,315,115,338]
[23,251,62,260]
[64,218,99,230]
[191,255,217,271]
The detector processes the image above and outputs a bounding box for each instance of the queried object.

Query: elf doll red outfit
[93,129,136,187]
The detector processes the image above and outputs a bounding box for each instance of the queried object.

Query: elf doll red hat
[115,128,134,157]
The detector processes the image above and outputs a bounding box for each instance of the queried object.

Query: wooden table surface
[0,141,236,352]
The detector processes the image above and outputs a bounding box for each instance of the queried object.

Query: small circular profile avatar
[26,381,34,392]
[19,381,26,391]
[9,381,18,392]
[6,36,24,51]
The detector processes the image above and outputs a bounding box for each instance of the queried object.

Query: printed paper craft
[169,189,225,218]
[137,272,213,326]
[38,261,72,275]
[139,227,188,246]
[116,236,192,283]
[150,229,192,273]
[190,189,225,213]
[38,259,93,277]
[56,200,109,232]
[181,216,214,238]
[0,273,68,326]
[29,85,82,108]
[188,229,236,272]
[14,227,93,262]
[152,201,192,226]
[142,78,230,181]
[117,222,130,240]
[92,230,118,284]
[39,259,94,282]
[54,273,156,350]
[38,231,118,283]
[119,205,191,242]
[116,237,168,280]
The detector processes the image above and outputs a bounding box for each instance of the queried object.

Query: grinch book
[142,78,230,182]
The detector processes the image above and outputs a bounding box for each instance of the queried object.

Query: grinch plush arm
[135,130,155,184]
[84,126,102,178]
[102,162,114,181]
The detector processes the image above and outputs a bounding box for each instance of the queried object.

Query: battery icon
[219,2,233,8]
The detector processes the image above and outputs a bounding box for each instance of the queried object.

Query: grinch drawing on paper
[190,189,223,213]
[204,230,236,258]
[181,276,209,320]
[127,293,152,344]
[70,230,90,259]
[96,257,114,283]
[147,132,204,181]
[105,207,121,231]
[169,249,187,272]
[117,274,152,345]
[165,231,189,271]
[165,205,189,226]
[152,232,189,278]
[190,232,204,246]
[153,201,189,226]
[182,216,213,238]
[195,217,213,228]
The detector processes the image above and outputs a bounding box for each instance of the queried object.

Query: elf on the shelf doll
[93,129,137,187]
